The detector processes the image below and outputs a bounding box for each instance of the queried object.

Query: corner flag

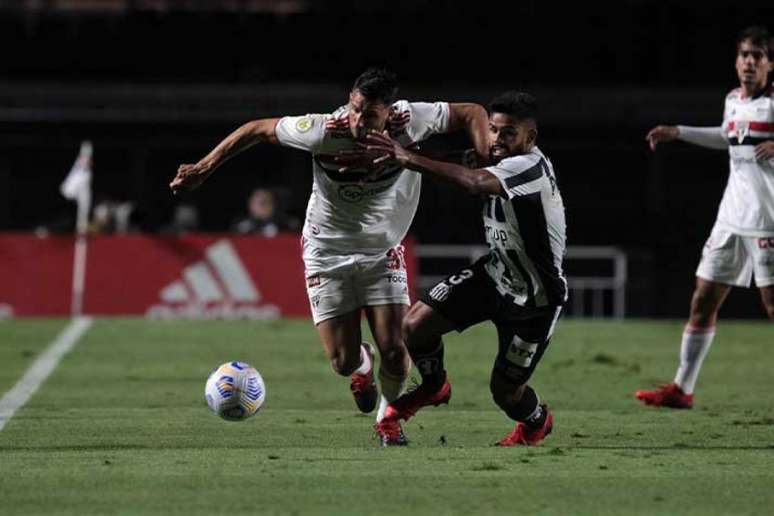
[61,141,93,317]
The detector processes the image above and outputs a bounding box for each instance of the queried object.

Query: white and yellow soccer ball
[205,361,266,421]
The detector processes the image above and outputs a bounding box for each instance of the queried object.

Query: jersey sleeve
[274,114,327,153]
[486,154,544,200]
[676,126,728,149]
[406,101,450,142]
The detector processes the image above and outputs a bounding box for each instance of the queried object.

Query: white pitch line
[0,317,94,431]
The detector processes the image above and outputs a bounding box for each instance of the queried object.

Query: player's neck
[739,81,766,99]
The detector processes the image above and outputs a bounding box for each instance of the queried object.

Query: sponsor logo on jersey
[505,335,539,367]
[337,182,393,203]
[485,225,509,243]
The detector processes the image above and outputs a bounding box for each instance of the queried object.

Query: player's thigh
[364,303,408,352]
[315,309,363,363]
[418,258,498,333]
[402,301,457,345]
[304,259,360,326]
[696,226,752,288]
[493,306,562,386]
[691,277,732,317]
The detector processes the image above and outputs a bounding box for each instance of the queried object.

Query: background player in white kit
[351,91,566,446]
[637,26,774,409]
[170,68,489,445]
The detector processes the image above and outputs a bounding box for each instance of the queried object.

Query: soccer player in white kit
[349,91,566,446]
[637,26,774,409]
[170,68,489,444]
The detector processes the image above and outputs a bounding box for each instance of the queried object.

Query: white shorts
[302,240,410,324]
[696,225,774,288]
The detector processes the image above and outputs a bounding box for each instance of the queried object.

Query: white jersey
[718,85,774,237]
[275,100,450,254]
[482,146,568,307]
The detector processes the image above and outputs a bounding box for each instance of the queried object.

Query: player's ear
[528,126,538,147]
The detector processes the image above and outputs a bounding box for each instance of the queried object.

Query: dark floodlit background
[1,0,772,317]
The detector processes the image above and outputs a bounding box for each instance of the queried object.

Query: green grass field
[0,318,773,515]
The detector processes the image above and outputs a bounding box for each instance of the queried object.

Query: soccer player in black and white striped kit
[357,92,566,446]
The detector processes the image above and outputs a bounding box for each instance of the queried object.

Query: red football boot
[496,405,553,447]
[374,418,408,447]
[350,343,378,413]
[635,383,693,409]
[383,376,451,421]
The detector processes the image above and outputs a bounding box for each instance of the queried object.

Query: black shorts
[420,257,562,385]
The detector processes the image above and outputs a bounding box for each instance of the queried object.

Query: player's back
[481,147,567,308]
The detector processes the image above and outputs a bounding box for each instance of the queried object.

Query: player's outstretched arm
[448,103,490,166]
[170,118,281,195]
[646,125,728,152]
[362,130,504,197]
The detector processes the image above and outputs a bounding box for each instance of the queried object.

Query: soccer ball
[205,361,266,421]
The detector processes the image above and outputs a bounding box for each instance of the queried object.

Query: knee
[689,290,719,327]
[329,347,360,377]
[764,303,774,320]
[380,343,409,376]
[401,308,425,346]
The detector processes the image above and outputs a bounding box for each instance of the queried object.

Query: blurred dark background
[1,0,772,318]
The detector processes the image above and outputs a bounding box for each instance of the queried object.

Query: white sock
[375,368,406,422]
[353,344,372,376]
[673,326,715,395]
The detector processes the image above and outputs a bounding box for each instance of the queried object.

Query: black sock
[504,385,546,428]
[410,339,445,387]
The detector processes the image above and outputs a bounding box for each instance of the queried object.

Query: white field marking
[0,317,94,431]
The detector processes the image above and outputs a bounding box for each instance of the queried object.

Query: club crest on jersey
[296,117,313,133]
[735,120,750,143]
[428,282,451,302]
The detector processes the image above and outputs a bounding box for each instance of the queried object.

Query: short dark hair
[737,26,773,58]
[488,91,538,122]
[352,67,399,105]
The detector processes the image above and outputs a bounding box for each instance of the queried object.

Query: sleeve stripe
[503,160,544,189]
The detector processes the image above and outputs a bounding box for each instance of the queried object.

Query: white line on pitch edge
[0,317,94,432]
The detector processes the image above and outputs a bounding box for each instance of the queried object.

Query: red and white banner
[0,233,417,318]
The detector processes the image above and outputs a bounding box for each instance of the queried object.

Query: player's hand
[754,141,774,161]
[334,148,389,173]
[645,125,679,151]
[170,163,211,195]
[361,130,414,167]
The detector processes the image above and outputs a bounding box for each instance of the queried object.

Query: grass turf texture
[0,318,773,515]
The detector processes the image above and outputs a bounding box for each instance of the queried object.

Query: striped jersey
[274,101,450,254]
[482,146,567,307]
[718,84,774,236]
